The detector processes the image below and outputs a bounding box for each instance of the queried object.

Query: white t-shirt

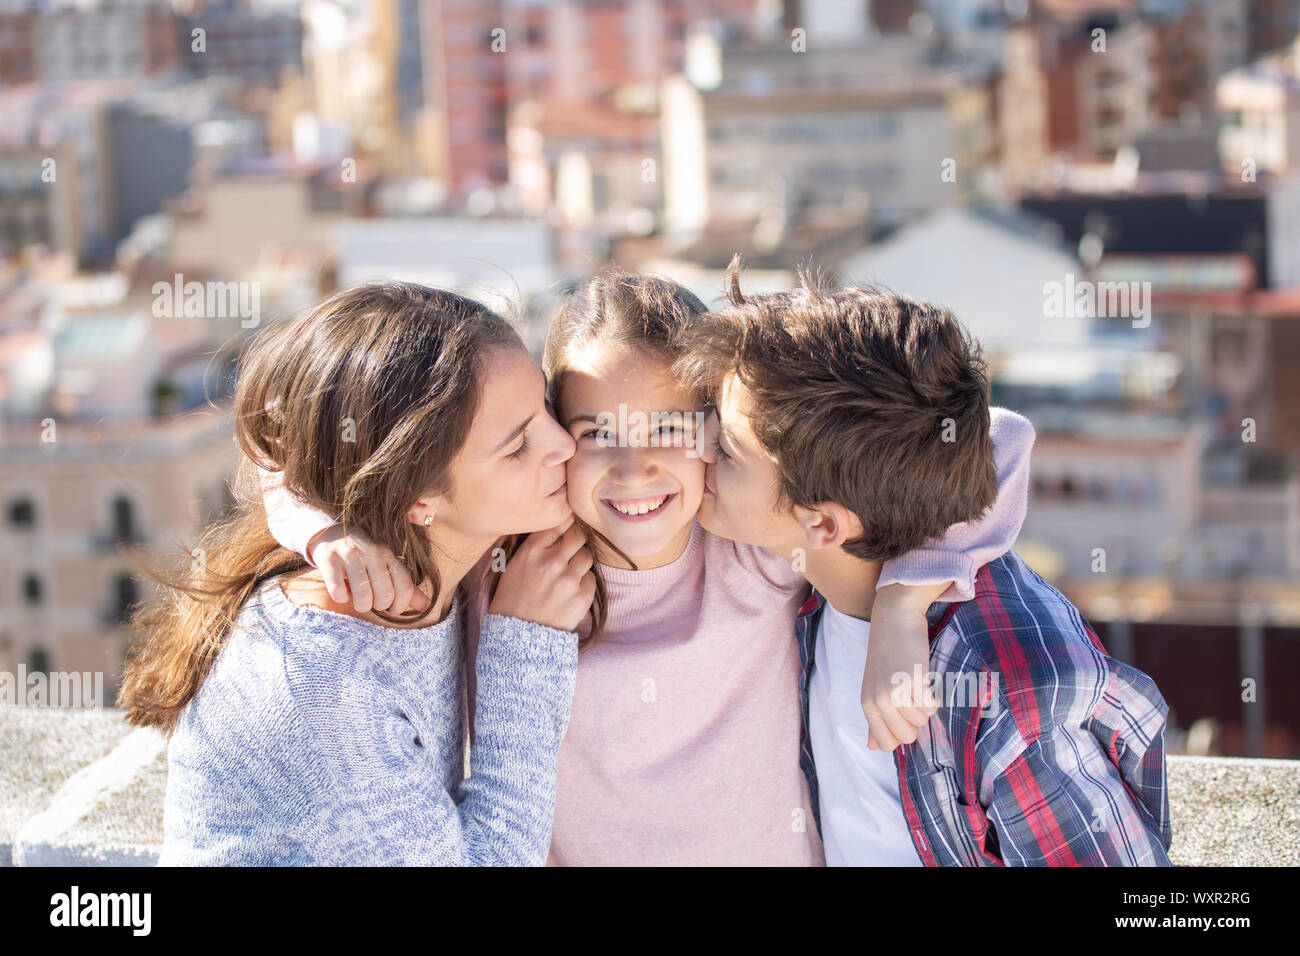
[808,601,922,866]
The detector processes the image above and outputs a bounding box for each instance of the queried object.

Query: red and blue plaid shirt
[795,550,1174,866]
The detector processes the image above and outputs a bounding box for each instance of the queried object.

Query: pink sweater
[261,407,1036,866]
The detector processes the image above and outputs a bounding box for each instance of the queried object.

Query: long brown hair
[542,269,709,646]
[118,281,521,733]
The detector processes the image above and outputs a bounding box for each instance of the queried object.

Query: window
[21,573,42,606]
[113,574,139,626]
[8,497,35,529]
[27,647,49,674]
[111,495,136,543]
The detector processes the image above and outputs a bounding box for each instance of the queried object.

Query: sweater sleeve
[259,464,337,567]
[876,407,1035,602]
[299,614,577,866]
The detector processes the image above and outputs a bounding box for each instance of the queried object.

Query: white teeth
[609,495,668,516]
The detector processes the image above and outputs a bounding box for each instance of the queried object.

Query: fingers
[864,706,899,752]
[341,552,374,613]
[387,557,429,614]
[534,514,576,549]
[553,522,589,563]
[567,543,594,576]
[366,554,396,612]
[880,699,917,749]
[862,696,903,752]
[578,570,597,605]
[319,552,352,606]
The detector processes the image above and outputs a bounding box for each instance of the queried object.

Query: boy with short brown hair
[677,259,1173,866]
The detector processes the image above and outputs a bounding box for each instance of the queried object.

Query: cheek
[678,456,706,495]
[720,463,755,515]
[563,447,604,515]
[660,450,705,506]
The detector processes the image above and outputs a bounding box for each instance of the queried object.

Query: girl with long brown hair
[118,280,594,865]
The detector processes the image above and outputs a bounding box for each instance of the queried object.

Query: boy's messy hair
[675,255,998,561]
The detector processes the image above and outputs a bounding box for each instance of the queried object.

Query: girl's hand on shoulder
[862,583,943,750]
[308,524,430,615]
[488,517,595,633]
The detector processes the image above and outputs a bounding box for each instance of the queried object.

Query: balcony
[0,705,1296,866]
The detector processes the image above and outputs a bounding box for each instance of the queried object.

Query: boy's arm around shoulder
[877,406,1035,602]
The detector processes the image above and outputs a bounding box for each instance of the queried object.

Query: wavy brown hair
[675,255,998,560]
[118,280,520,733]
[542,269,710,646]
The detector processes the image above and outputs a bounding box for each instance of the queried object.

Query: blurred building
[36,0,180,85]
[0,7,37,85]
[0,413,238,695]
[0,263,243,695]
[166,167,349,277]
[335,215,560,349]
[1218,36,1300,177]
[663,30,997,240]
[497,0,761,220]
[180,0,303,86]
[0,81,217,266]
[997,13,1154,183]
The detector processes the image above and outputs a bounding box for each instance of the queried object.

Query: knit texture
[159,575,577,866]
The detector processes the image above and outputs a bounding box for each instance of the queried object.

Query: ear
[793,501,865,551]
[408,495,440,528]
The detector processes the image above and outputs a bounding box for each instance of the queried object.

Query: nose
[540,410,576,466]
[609,443,658,484]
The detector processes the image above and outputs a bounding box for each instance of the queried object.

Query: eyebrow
[567,409,698,425]
[492,414,534,454]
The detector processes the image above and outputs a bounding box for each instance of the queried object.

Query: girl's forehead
[564,338,668,375]
[561,344,682,399]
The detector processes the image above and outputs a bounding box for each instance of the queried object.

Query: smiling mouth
[602,493,674,519]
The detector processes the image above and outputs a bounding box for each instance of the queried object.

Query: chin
[586,518,663,559]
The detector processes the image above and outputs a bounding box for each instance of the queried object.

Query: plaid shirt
[795,550,1173,866]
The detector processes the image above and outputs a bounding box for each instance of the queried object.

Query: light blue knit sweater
[158,575,578,866]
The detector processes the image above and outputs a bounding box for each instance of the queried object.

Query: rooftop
[0,706,1296,866]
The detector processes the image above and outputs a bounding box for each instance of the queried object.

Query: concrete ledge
[1,706,1297,866]
[1165,754,1300,866]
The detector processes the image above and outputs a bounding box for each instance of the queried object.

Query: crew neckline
[596,518,706,587]
[256,573,457,638]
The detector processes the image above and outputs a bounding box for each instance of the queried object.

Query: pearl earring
[423,516,433,526]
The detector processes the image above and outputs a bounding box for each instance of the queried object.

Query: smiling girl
[261,270,1034,865]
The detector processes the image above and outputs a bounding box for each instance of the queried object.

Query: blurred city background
[0,0,1297,759]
